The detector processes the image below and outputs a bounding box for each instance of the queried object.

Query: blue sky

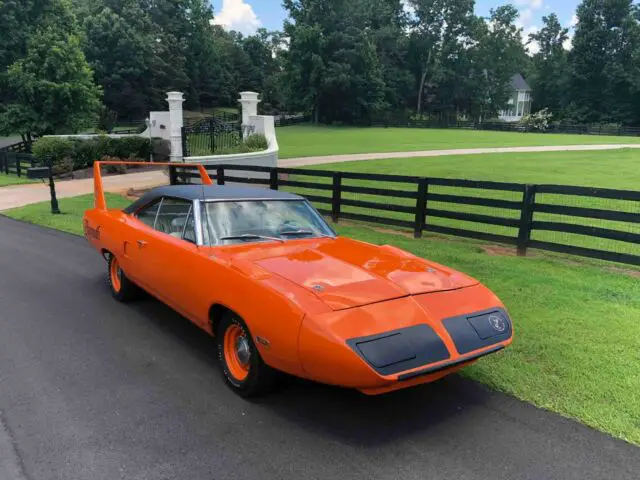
[211,0,580,47]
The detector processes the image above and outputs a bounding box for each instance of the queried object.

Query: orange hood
[227,237,479,311]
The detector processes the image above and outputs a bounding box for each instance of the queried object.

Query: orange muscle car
[83,162,513,396]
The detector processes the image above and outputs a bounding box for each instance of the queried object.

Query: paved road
[0,216,639,480]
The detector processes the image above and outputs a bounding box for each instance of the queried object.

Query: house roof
[124,185,303,213]
[510,73,531,91]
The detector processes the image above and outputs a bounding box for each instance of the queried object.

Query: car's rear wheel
[107,254,140,302]
[217,314,276,397]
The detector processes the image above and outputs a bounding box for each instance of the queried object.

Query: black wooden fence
[0,151,36,177]
[170,164,640,267]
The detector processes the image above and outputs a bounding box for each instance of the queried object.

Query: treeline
[283,0,640,125]
[2,0,640,139]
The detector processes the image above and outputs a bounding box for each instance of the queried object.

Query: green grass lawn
[277,125,640,158]
[3,193,130,233]
[3,194,639,445]
[0,173,37,186]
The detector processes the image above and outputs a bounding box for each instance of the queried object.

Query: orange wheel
[216,314,277,397]
[223,324,251,381]
[110,256,122,293]
[107,254,140,302]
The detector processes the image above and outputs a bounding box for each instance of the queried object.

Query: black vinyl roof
[123,185,303,213]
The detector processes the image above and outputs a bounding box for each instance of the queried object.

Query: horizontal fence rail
[0,151,36,177]
[169,164,640,267]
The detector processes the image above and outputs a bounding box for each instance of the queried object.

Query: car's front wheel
[107,254,140,302]
[217,314,276,397]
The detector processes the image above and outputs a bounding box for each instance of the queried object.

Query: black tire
[216,314,276,397]
[107,254,140,302]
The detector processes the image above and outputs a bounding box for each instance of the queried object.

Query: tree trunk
[417,69,427,116]
[416,49,432,116]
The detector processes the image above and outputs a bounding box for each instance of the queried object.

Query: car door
[118,198,162,289]
[130,197,211,328]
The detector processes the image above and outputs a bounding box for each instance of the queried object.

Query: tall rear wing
[92,161,213,210]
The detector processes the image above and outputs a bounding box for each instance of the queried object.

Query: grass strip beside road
[0,174,37,187]
[3,194,640,445]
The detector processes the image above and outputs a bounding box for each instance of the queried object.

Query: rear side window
[136,200,161,228]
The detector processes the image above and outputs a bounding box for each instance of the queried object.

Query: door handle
[137,240,148,248]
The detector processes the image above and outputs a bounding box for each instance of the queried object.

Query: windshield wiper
[219,234,285,243]
[279,229,335,239]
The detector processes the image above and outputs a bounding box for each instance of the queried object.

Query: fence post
[216,166,225,185]
[413,178,428,238]
[16,155,21,177]
[169,165,177,185]
[269,168,278,190]
[331,172,342,223]
[181,126,188,157]
[210,118,215,153]
[517,184,537,256]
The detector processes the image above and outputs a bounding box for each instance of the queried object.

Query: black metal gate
[181,112,243,157]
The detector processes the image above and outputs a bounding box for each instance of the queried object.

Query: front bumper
[298,285,513,393]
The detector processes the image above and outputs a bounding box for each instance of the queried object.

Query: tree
[0,0,101,142]
[83,5,150,119]
[474,5,528,120]
[567,0,640,123]
[283,0,386,123]
[407,0,477,116]
[527,14,569,115]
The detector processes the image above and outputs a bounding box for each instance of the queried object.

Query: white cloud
[525,26,540,54]
[212,0,261,35]
[515,0,543,7]
[562,13,578,50]
[569,14,578,27]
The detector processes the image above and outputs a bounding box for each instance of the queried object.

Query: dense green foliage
[3,0,640,128]
[0,0,101,142]
[32,135,163,172]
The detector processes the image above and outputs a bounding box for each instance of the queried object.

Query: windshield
[203,200,335,245]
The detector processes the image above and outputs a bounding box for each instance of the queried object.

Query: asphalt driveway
[0,216,638,480]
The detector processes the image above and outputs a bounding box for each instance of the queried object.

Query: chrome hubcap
[235,336,251,365]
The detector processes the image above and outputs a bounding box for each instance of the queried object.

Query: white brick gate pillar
[167,91,185,162]
[239,91,260,138]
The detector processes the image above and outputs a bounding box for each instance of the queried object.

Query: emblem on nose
[488,314,506,333]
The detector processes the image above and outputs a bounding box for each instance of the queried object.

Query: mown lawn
[3,194,640,445]
[3,193,130,233]
[0,173,37,187]
[277,125,640,158]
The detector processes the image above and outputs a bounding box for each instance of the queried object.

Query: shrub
[244,133,268,151]
[151,138,171,162]
[51,157,74,175]
[111,136,152,160]
[521,108,553,132]
[32,137,74,166]
[71,138,101,169]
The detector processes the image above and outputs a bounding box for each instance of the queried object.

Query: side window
[136,200,161,228]
[183,209,197,244]
[155,198,193,240]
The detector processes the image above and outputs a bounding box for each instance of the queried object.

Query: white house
[499,74,532,122]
